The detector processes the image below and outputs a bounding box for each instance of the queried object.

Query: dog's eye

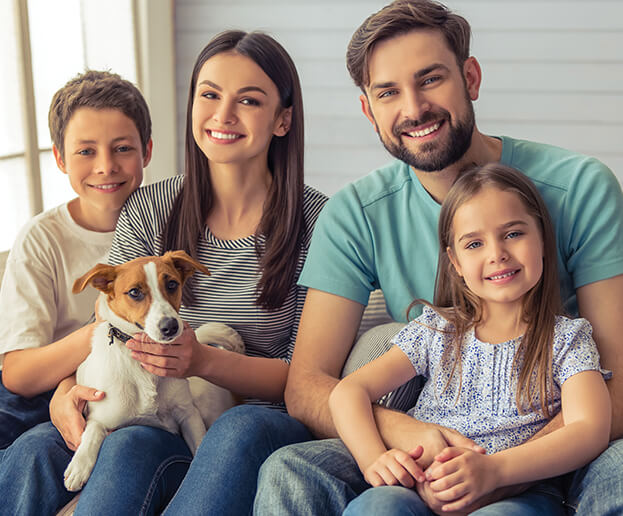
[127,288,145,301]
[166,279,179,293]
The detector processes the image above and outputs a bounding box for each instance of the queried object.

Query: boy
[0,70,152,450]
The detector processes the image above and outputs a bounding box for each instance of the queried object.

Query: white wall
[174,0,623,196]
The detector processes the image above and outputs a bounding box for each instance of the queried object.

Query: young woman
[330,163,611,515]
[0,31,327,516]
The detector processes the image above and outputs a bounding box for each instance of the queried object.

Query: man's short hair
[48,70,151,158]
[346,0,472,90]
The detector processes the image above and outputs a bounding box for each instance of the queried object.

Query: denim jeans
[564,438,623,515]
[254,436,623,516]
[0,421,192,516]
[343,480,565,516]
[164,404,312,516]
[254,438,369,515]
[0,370,54,449]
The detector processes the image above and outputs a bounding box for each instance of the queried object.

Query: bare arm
[426,370,611,512]
[577,275,623,439]
[126,323,290,403]
[284,289,364,437]
[525,275,623,442]
[329,346,426,485]
[195,345,289,402]
[285,289,484,463]
[2,323,94,397]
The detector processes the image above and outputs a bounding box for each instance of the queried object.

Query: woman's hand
[126,321,204,378]
[49,376,105,451]
[425,446,499,512]
[363,445,425,487]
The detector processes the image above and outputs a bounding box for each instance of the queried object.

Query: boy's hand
[425,447,499,512]
[50,381,105,450]
[364,446,426,487]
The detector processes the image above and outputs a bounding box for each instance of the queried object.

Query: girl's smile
[448,186,544,315]
[206,129,245,143]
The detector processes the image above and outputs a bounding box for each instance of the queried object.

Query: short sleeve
[108,177,182,266]
[0,255,57,361]
[298,185,376,306]
[392,306,446,377]
[561,159,623,289]
[552,317,608,387]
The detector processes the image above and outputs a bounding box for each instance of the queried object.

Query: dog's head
[73,250,210,343]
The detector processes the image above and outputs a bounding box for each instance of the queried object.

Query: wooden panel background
[174,0,623,195]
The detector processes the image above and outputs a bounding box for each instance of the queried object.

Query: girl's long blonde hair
[409,163,563,416]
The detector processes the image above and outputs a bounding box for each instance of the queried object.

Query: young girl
[330,163,611,515]
[0,31,327,515]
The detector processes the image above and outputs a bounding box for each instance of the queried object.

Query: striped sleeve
[286,185,328,356]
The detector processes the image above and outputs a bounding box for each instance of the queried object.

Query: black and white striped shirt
[109,176,327,406]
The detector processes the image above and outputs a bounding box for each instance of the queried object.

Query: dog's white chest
[77,323,159,429]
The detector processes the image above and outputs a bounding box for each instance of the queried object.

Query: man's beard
[377,100,475,172]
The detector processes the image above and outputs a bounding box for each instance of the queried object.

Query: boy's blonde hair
[48,70,151,159]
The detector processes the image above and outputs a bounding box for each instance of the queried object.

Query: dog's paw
[64,455,95,492]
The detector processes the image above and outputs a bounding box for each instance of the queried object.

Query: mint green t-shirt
[299,136,623,322]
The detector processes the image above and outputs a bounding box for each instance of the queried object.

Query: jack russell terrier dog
[63,250,244,492]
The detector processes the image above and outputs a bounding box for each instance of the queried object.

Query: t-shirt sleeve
[391,306,441,377]
[562,159,623,288]
[552,317,609,387]
[298,186,376,306]
[108,185,167,266]
[0,237,57,361]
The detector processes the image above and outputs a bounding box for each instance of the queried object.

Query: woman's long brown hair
[409,163,563,416]
[162,31,305,310]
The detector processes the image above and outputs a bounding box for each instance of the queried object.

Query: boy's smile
[53,107,151,232]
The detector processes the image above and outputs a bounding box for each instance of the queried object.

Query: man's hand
[364,446,426,487]
[384,418,485,469]
[50,377,104,450]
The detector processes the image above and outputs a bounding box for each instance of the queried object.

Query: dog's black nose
[159,318,179,338]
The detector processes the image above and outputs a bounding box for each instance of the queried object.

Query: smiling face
[361,29,480,172]
[54,107,150,232]
[447,187,544,315]
[191,51,291,170]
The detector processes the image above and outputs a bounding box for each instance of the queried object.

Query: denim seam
[140,454,192,516]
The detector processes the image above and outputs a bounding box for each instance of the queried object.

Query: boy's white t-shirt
[0,203,114,368]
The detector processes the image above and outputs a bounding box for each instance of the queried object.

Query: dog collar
[108,324,133,346]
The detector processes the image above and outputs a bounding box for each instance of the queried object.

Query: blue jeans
[0,370,53,449]
[254,437,623,516]
[343,480,565,516]
[564,438,623,515]
[254,438,369,515]
[0,421,191,516]
[164,404,312,516]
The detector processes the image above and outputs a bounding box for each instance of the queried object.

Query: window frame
[2,0,177,233]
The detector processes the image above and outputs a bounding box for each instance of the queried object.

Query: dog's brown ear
[73,264,117,294]
[164,250,211,284]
